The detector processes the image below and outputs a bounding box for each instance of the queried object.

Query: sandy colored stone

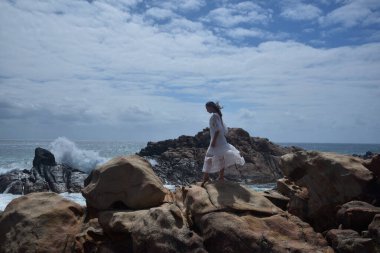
[98,203,206,253]
[280,151,374,231]
[82,155,167,210]
[198,211,333,253]
[0,192,84,253]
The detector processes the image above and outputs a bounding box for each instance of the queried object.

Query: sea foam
[49,137,109,173]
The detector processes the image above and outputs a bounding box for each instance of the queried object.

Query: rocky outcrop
[178,181,332,253]
[0,147,87,194]
[82,155,169,210]
[0,192,85,253]
[98,203,206,253]
[337,201,380,232]
[138,128,301,185]
[326,229,379,253]
[277,151,376,232]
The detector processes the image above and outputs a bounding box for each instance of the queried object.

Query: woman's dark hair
[206,101,223,118]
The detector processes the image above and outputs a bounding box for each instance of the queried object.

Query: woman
[201,101,245,186]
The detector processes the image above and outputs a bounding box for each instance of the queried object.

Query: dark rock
[363,154,380,178]
[326,229,378,253]
[0,148,88,194]
[369,214,380,243]
[137,128,300,185]
[353,151,378,160]
[337,201,380,232]
[260,189,290,210]
[32,147,56,167]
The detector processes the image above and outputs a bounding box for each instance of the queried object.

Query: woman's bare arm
[211,130,220,147]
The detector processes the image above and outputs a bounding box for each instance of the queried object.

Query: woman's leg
[218,168,224,181]
[201,173,209,187]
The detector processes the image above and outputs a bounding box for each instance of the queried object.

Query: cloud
[281,3,322,21]
[0,0,379,143]
[203,1,272,27]
[145,7,176,20]
[225,27,289,40]
[319,0,380,27]
[146,0,206,12]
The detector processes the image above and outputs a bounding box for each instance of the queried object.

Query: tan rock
[98,203,206,253]
[82,155,167,210]
[0,192,84,253]
[337,201,380,232]
[326,229,378,253]
[280,151,374,231]
[180,181,281,217]
[198,211,333,253]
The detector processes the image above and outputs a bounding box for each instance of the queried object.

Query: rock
[74,218,112,253]
[82,155,168,210]
[337,201,380,232]
[353,151,378,160]
[280,151,374,231]
[0,148,88,194]
[260,189,290,210]
[326,229,378,253]
[98,203,206,253]
[363,154,380,178]
[198,211,333,253]
[181,181,281,217]
[137,128,300,185]
[369,214,380,243]
[0,169,30,194]
[0,192,85,253]
[33,147,56,167]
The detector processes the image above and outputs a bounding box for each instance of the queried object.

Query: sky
[0,0,379,143]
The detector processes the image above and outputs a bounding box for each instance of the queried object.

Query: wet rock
[0,148,88,194]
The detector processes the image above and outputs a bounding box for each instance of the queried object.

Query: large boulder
[176,181,333,253]
[326,229,378,253]
[82,155,168,210]
[337,201,380,232]
[33,147,56,167]
[181,181,281,217]
[198,211,333,253]
[137,128,300,184]
[98,203,206,253]
[279,151,374,231]
[0,192,85,253]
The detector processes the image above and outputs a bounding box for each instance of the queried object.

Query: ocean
[1,137,379,211]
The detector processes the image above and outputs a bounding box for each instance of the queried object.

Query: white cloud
[145,7,176,20]
[203,1,272,27]
[225,27,289,40]
[281,3,322,21]
[0,0,379,142]
[320,0,380,27]
[147,0,206,12]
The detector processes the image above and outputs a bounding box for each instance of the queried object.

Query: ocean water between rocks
[1,137,380,211]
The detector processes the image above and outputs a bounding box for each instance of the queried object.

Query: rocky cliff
[138,127,301,185]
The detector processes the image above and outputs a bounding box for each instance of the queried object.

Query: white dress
[202,113,245,173]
